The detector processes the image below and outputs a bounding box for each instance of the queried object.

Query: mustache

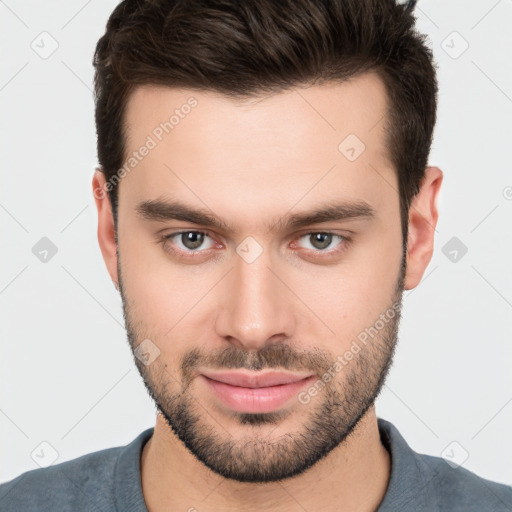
[181,343,334,381]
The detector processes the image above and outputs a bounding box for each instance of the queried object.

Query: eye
[163,231,216,253]
[160,230,350,259]
[294,232,348,253]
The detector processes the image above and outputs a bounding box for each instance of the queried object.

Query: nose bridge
[215,240,295,349]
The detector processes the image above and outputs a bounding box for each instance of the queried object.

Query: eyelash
[160,230,351,258]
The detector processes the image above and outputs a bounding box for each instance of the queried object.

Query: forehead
[123,71,390,155]
[120,73,397,228]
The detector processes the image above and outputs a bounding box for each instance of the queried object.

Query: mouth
[199,370,316,414]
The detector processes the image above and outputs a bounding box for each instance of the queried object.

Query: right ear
[92,169,119,286]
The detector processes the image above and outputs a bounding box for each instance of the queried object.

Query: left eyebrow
[136,197,376,234]
[275,200,376,233]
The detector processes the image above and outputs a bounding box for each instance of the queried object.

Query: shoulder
[419,452,512,511]
[377,418,512,512]
[0,444,122,511]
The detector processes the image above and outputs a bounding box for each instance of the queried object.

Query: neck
[141,406,390,512]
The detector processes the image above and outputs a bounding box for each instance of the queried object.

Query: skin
[93,71,442,511]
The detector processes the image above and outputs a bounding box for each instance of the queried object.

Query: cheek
[295,234,402,343]
[119,229,223,351]
[118,228,177,331]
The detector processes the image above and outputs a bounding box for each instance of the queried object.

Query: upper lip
[200,370,313,388]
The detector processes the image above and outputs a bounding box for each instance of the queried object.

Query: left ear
[404,166,443,290]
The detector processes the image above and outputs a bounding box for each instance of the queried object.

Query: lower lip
[201,375,316,414]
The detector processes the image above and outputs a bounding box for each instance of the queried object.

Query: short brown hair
[93,0,437,248]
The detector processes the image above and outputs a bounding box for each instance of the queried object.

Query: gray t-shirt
[1,418,511,511]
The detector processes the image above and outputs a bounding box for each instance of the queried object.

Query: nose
[214,244,296,351]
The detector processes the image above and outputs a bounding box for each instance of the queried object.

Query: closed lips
[200,371,314,388]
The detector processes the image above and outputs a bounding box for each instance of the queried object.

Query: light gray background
[1,0,511,486]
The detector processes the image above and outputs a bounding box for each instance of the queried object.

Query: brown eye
[297,232,347,252]
[180,231,205,250]
[309,233,333,250]
[163,231,215,253]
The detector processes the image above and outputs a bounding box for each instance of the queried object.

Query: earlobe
[92,169,119,285]
[404,166,443,290]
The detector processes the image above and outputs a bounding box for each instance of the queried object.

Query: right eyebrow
[136,199,232,231]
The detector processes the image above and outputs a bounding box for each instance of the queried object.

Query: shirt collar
[114,427,153,512]
[112,420,439,512]
[376,418,440,512]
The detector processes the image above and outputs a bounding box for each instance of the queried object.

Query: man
[1,0,511,510]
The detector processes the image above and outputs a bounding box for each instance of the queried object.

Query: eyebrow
[136,197,376,234]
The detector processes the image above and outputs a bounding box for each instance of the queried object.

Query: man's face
[115,73,405,482]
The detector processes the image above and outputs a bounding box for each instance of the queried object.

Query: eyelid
[162,229,217,254]
[160,229,351,257]
[292,231,350,254]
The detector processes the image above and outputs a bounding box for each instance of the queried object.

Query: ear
[92,169,119,287]
[404,166,443,290]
